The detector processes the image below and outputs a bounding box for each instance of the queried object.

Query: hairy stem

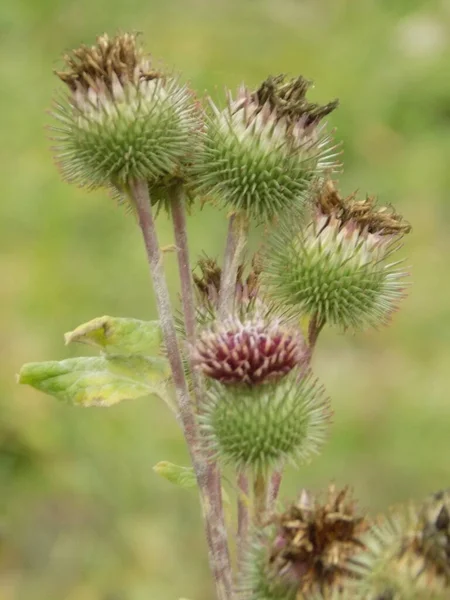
[218,212,248,319]
[253,470,268,527]
[130,179,233,600]
[237,471,250,572]
[169,184,204,406]
[130,180,195,440]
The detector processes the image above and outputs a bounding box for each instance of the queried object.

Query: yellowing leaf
[18,355,169,407]
[64,316,162,355]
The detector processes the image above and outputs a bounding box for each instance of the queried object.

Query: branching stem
[169,184,204,406]
[267,469,283,513]
[308,312,326,351]
[130,179,233,600]
[253,470,268,527]
[218,212,248,319]
[218,211,250,577]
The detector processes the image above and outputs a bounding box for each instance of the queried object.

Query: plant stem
[253,470,268,527]
[218,212,248,319]
[218,212,250,572]
[130,179,233,600]
[170,184,231,594]
[308,312,326,352]
[169,184,203,406]
[267,468,283,513]
[130,180,195,441]
[237,471,250,571]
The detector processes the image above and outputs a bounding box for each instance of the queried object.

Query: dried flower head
[194,75,339,222]
[242,486,368,600]
[55,32,158,92]
[265,182,410,330]
[200,372,330,471]
[51,33,202,192]
[253,75,339,128]
[192,318,307,385]
[274,486,368,596]
[316,180,411,237]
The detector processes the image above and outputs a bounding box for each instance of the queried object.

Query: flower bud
[199,369,330,471]
[195,75,339,221]
[51,33,202,192]
[192,318,307,385]
[265,182,410,330]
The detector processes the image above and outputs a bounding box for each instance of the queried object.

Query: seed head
[265,182,410,330]
[194,75,339,222]
[242,486,368,599]
[273,486,368,596]
[192,318,307,385]
[51,33,202,193]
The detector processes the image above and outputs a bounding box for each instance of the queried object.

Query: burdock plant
[17,32,442,600]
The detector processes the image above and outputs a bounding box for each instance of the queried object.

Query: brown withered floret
[253,75,339,127]
[268,485,369,597]
[316,180,411,237]
[56,33,161,93]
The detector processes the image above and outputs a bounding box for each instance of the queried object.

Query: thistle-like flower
[198,318,330,469]
[242,486,369,599]
[195,75,339,221]
[195,315,329,472]
[192,318,307,385]
[51,33,202,193]
[264,181,411,330]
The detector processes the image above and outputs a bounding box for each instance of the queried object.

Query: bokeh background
[2,0,450,598]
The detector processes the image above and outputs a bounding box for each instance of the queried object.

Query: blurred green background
[2,0,450,598]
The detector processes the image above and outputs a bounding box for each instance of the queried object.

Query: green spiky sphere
[265,214,408,330]
[52,76,201,190]
[195,90,336,221]
[240,536,297,600]
[200,373,329,471]
[350,511,450,600]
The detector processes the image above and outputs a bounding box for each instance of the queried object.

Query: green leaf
[18,355,169,407]
[64,315,162,355]
[153,461,197,489]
